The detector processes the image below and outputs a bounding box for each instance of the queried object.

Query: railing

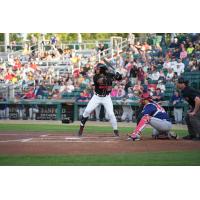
[96,38,128,62]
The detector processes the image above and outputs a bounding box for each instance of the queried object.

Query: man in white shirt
[163,59,171,69]
[174,59,185,76]
[170,58,178,70]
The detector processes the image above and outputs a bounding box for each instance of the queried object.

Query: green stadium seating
[164,92,173,101]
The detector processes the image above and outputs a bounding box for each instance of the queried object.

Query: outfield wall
[0,99,189,122]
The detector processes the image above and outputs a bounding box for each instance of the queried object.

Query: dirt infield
[0,131,200,155]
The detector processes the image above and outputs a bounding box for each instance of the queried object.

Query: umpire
[177,77,200,140]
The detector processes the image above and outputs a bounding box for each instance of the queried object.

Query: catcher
[127,93,177,141]
[77,63,122,137]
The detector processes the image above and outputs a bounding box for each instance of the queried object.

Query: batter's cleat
[168,131,178,140]
[113,130,120,137]
[77,125,84,137]
[126,134,141,141]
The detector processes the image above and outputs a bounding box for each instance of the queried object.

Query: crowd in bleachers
[1,33,200,107]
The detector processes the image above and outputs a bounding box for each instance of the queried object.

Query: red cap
[140,93,152,100]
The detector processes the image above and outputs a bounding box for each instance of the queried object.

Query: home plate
[65,137,81,140]
[40,135,48,137]
[21,138,32,142]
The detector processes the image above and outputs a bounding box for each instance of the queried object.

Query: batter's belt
[95,93,108,97]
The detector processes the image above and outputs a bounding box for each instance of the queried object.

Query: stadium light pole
[4,33,9,52]
[77,33,82,50]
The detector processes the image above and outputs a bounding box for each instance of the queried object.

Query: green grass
[0,124,188,137]
[0,123,195,166]
[0,151,200,166]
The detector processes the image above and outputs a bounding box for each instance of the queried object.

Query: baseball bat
[103,58,116,72]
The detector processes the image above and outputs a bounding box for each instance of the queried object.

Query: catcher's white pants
[83,94,118,130]
[150,117,172,136]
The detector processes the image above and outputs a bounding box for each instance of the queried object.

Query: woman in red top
[137,67,145,85]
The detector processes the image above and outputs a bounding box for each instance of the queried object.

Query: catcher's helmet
[140,93,152,101]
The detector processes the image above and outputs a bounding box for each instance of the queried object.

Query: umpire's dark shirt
[181,86,200,108]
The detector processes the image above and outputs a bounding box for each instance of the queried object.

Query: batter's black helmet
[96,63,107,70]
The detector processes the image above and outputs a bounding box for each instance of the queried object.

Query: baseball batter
[127,93,177,141]
[77,63,122,137]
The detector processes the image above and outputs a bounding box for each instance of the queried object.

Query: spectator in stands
[51,80,60,93]
[58,81,67,94]
[166,68,174,81]
[172,47,180,59]
[129,62,138,85]
[157,79,166,93]
[187,43,194,56]
[148,65,160,83]
[174,61,185,76]
[176,59,185,74]
[116,85,126,98]
[116,65,127,78]
[111,85,118,97]
[170,91,183,124]
[21,86,36,99]
[35,82,48,99]
[51,89,60,99]
[170,57,178,68]
[152,88,164,102]
[65,81,75,93]
[180,47,188,60]
[97,43,105,56]
[124,76,133,95]
[76,89,91,102]
[136,67,145,85]
[189,59,198,71]
[133,83,143,96]
[50,34,57,47]
[163,59,171,69]
[169,37,180,49]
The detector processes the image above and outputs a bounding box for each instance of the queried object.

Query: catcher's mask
[140,93,153,105]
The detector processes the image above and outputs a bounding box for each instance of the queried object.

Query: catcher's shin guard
[132,115,150,136]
